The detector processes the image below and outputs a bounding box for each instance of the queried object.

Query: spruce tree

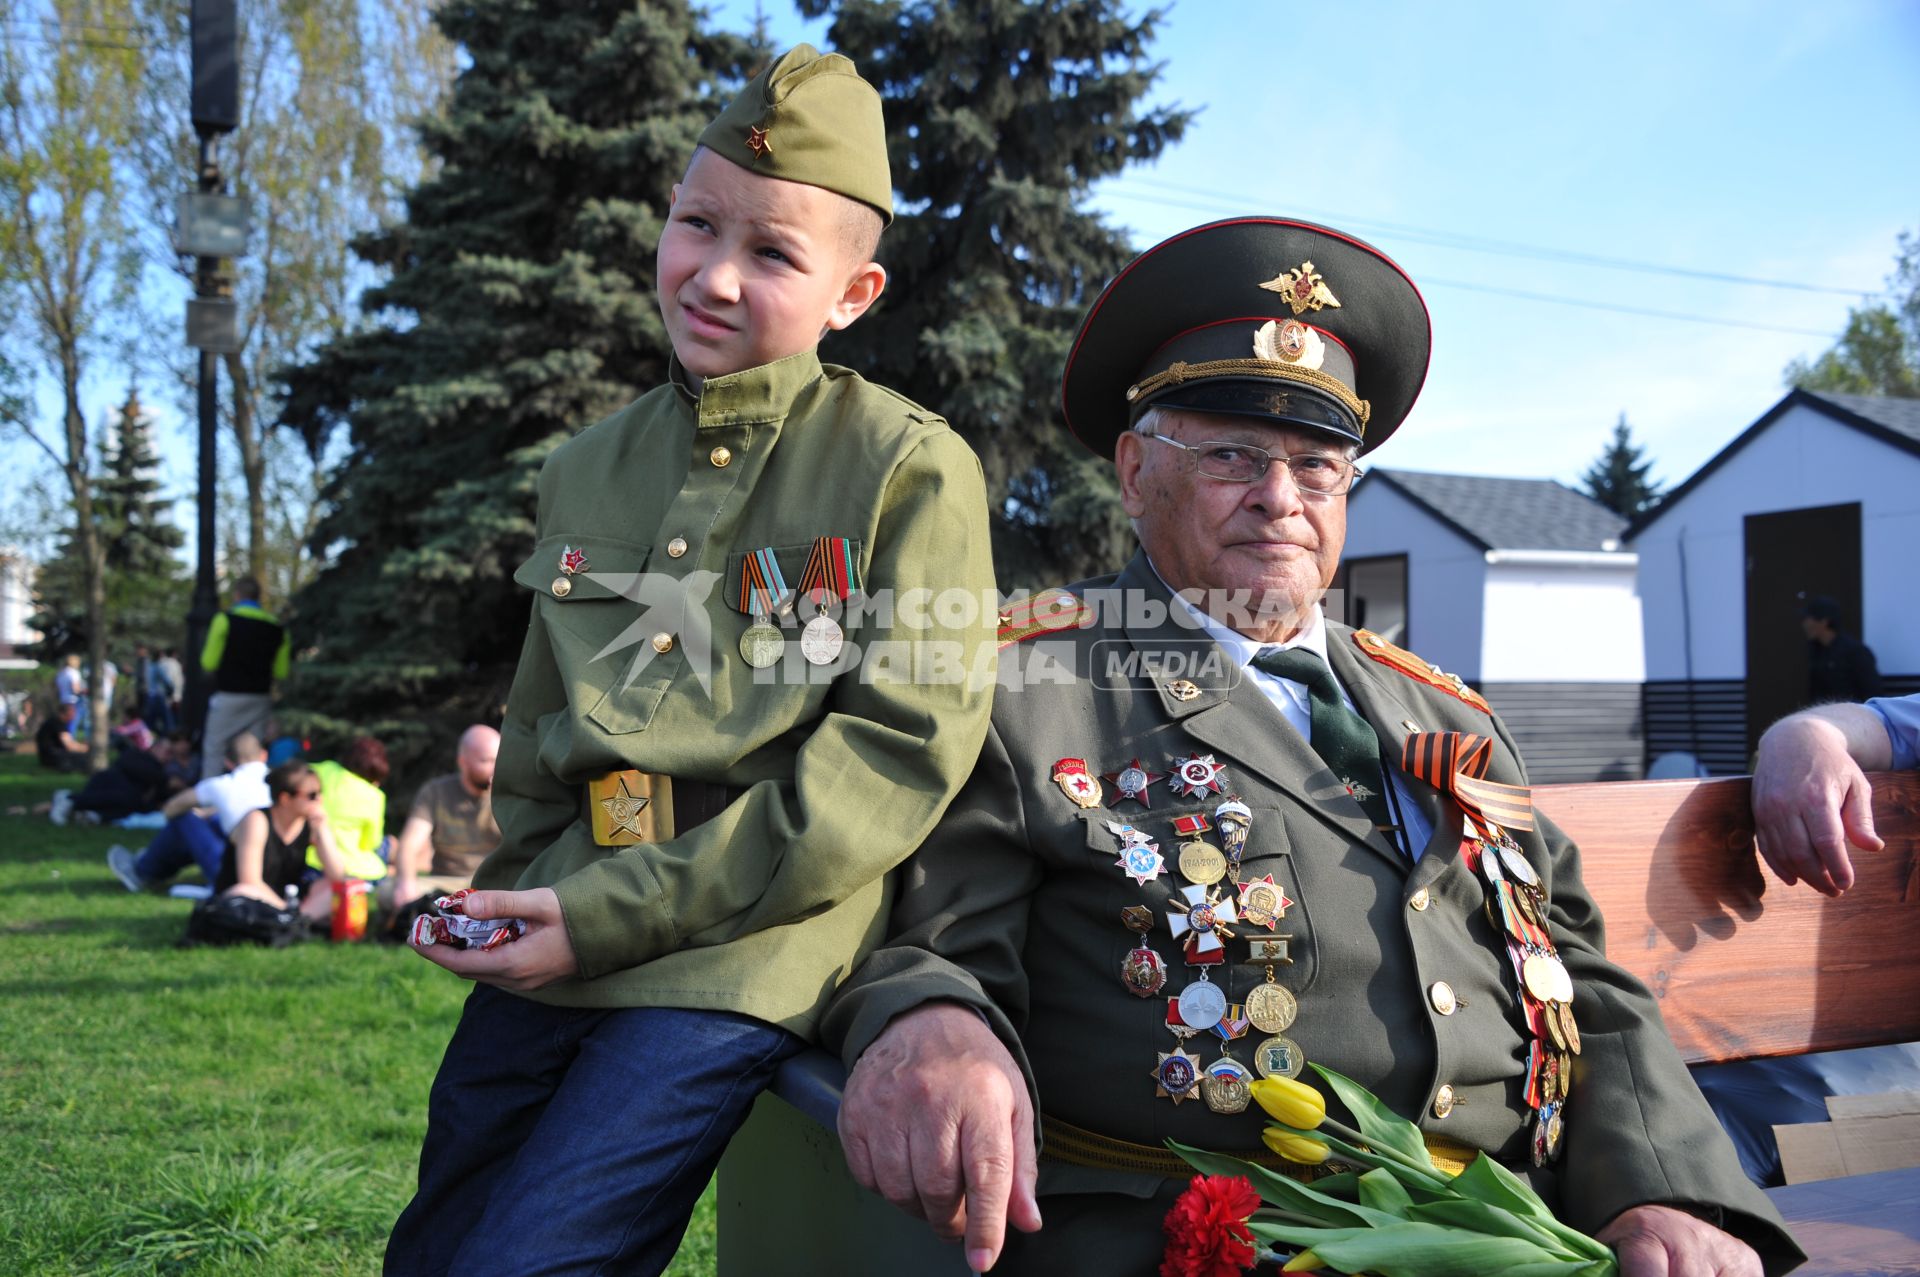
[798,0,1192,587]
[29,388,188,662]
[1580,413,1662,520]
[278,1,752,761]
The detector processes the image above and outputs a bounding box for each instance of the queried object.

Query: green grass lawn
[0,751,717,1276]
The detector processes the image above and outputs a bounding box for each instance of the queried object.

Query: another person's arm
[200,612,230,673]
[160,787,205,821]
[1752,702,1893,895]
[392,813,435,905]
[306,807,347,885]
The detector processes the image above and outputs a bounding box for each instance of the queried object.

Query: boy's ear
[825,261,887,332]
[667,182,681,209]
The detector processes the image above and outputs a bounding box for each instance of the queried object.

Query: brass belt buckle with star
[588,769,666,846]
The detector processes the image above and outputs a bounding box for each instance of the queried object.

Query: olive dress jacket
[476,350,998,1037]
[823,553,1801,1273]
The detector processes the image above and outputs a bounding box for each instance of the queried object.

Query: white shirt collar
[1149,557,1330,670]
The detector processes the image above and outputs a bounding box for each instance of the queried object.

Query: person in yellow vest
[384,46,997,1274]
[307,736,391,883]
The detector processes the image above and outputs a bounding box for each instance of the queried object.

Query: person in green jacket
[384,45,998,1275]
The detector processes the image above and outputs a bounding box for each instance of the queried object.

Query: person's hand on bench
[1753,704,1891,896]
[839,1002,1042,1272]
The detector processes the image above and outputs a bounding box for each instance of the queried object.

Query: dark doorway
[1334,554,1409,646]
[1744,502,1862,754]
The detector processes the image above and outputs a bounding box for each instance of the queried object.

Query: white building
[1342,469,1644,782]
[1626,389,1920,773]
[0,547,37,665]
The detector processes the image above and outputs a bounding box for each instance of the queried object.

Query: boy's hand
[411,887,580,991]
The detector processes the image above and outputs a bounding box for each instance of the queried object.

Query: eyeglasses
[296,787,322,800]
[1142,432,1362,496]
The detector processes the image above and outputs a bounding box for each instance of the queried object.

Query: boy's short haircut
[835,194,885,271]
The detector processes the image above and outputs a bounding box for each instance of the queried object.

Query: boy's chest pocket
[515,537,668,736]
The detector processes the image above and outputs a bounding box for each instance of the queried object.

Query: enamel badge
[1106,822,1166,886]
[1051,758,1103,808]
[1168,753,1228,799]
[1103,758,1166,808]
[1166,883,1239,960]
[553,545,589,598]
[745,125,773,159]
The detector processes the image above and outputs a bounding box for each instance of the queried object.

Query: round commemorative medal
[1499,841,1542,888]
[800,614,844,665]
[1523,953,1574,1004]
[1245,981,1298,1034]
[738,615,785,668]
[1252,1034,1306,1080]
[1237,876,1290,929]
[1177,840,1227,886]
[1201,1057,1254,1115]
[1177,976,1228,1030]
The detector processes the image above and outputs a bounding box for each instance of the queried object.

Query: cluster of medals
[1466,826,1580,1165]
[1055,753,1306,1114]
[734,536,861,668]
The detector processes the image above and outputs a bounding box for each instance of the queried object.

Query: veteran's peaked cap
[1061,218,1432,458]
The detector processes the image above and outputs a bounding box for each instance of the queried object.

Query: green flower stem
[1273,1120,1614,1267]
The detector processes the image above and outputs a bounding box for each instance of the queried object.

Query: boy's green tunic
[476,348,997,1034]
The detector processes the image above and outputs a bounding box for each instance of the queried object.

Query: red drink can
[331,879,370,942]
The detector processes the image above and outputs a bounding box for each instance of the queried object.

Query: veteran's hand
[1752,712,1882,896]
[839,1002,1042,1273]
[411,887,579,991]
[1596,1204,1762,1277]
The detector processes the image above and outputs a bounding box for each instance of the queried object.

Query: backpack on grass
[180,893,305,948]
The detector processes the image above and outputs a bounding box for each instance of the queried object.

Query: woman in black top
[217,759,346,914]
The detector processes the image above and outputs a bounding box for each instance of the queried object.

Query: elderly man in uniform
[825,219,1801,1276]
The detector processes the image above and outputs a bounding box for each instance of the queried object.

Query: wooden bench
[715,773,1920,1275]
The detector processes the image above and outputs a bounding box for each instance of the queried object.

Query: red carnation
[1161,1173,1262,1277]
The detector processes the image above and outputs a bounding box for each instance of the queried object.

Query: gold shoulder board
[998,588,1092,648]
[1352,629,1491,714]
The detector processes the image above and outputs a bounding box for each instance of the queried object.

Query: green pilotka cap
[697,44,894,226]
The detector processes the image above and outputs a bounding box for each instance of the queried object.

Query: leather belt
[584,770,745,846]
[1038,1113,1476,1180]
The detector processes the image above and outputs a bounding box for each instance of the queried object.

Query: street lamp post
[180,0,241,745]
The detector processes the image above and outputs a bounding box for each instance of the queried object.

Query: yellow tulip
[1281,1249,1323,1272]
[1262,1127,1332,1165]
[1249,1076,1327,1129]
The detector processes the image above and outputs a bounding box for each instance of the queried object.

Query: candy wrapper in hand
[410,888,527,952]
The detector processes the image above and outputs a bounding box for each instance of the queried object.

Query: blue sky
[717,0,1920,488]
[9,1,1914,553]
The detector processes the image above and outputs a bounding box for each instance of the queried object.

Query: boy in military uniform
[386,46,997,1274]
[826,219,1799,1276]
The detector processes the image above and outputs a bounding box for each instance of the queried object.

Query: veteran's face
[1117,409,1347,644]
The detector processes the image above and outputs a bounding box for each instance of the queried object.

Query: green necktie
[1252,646,1394,833]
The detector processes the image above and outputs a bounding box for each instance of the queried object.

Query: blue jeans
[133,812,226,884]
[385,985,803,1277]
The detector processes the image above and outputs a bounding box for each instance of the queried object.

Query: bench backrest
[1533,771,1920,1066]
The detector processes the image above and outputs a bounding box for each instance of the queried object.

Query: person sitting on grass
[308,736,393,886]
[37,703,88,774]
[66,733,187,825]
[108,733,271,893]
[218,759,347,919]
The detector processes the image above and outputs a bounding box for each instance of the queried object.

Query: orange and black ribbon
[1401,731,1535,834]
[797,535,860,607]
